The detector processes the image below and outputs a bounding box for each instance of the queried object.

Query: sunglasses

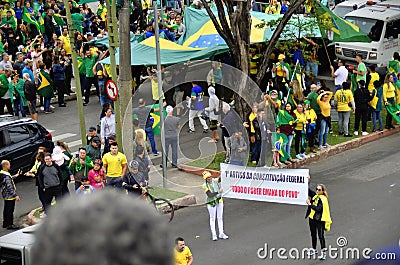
[316,188,322,191]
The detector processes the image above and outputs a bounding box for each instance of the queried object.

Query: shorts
[28,100,37,114]
[210,120,218,131]
[173,90,184,107]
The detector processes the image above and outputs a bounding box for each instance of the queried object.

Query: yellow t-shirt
[383,82,396,102]
[317,92,333,117]
[368,72,380,92]
[293,110,307,131]
[151,79,165,101]
[334,89,354,112]
[59,35,72,55]
[102,152,127,177]
[174,246,192,265]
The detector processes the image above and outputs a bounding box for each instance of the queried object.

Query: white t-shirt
[334,66,348,86]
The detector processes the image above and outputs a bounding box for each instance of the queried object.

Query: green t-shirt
[0,74,10,97]
[357,62,367,81]
[77,56,86,75]
[83,56,97,77]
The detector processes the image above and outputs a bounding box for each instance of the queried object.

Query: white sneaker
[301,153,309,159]
[296,154,303,160]
[212,234,218,241]
[307,248,318,256]
[362,131,369,136]
[354,131,359,136]
[219,233,229,239]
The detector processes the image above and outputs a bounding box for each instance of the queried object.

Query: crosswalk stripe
[67,140,83,148]
[53,133,77,142]
[48,129,55,133]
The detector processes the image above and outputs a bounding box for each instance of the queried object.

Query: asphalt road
[167,133,400,265]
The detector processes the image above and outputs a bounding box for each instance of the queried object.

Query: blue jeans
[306,61,318,77]
[165,135,178,166]
[13,95,26,117]
[145,127,158,154]
[319,119,329,146]
[106,176,122,189]
[44,97,51,111]
[284,134,293,158]
[100,96,114,107]
[250,140,261,163]
[372,110,383,131]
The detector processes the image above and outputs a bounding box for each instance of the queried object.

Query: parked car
[0,115,54,174]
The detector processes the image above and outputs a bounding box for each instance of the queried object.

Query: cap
[97,70,103,76]
[304,99,311,105]
[88,126,96,132]
[278,54,285,60]
[91,136,101,144]
[94,159,102,165]
[129,160,139,169]
[202,171,212,180]
[24,59,33,64]
[270,90,278,95]
[166,105,173,113]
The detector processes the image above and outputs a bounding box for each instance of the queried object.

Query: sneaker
[187,129,195,133]
[203,129,209,133]
[320,252,327,260]
[307,248,318,256]
[153,152,159,156]
[378,128,384,132]
[362,131,369,136]
[301,153,309,159]
[338,132,344,135]
[219,233,229,239]
[353,131,359,136]
[344,134,352,137]
[212,234,218,241]
[6,224,20,230]
[318,145,325,150]
[324,143,331,148]
[224,159,230,163]
[296,154,303,160]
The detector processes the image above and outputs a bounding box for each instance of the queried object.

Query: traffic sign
[106,80,118,101]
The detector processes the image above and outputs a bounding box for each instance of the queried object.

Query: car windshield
[345,16,384,41]
[333,6,354,18]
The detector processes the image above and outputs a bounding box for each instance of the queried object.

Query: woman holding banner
[202,171,229,241]
[305,181,332,260]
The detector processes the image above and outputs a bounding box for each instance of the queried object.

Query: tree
[200,0,307,118]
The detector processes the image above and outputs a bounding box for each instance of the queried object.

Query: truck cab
[334,6,400,75]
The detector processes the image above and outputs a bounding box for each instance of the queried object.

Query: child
[304,100,317,153]
[88,159,105,190]
[369,80,383,132]
[75,177,95,195]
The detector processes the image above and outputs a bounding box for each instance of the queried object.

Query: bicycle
[139,186,175,223]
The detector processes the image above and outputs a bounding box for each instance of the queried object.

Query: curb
[179,126,400,173]
[169,194,197,211]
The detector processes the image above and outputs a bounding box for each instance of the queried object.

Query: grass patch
[186,152,226,171]
[186,108,397,171]
[148,187,188,201]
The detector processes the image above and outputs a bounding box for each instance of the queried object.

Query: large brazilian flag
[271,132,290,162]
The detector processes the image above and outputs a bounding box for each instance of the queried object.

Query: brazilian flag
[350,74,358,95]
[276,109,296,127]
[388,60,399,75]
[37,70,54,98]
[22,7,41,33]
[54,14,64,27]
[39,13,45,34]
[271,132,290,162]
[386,102,400,124]
[148,103,166,135]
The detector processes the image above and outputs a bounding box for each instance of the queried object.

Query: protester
[123,160,147,196]
[202,170,229,241]
[188,81,208,133]
[174,237,194,265]
[353,80,371,136]
[334,81,354,137]
[369,80,383,132]
[100,107,116,153]
[102,142,127,189]
[205,86,220,143]
[163,105,180,168]
[69,147,93,190]
[317,91,333,149]
[0,160,21,230]
[229,131,247,166]
[383,73,397,129]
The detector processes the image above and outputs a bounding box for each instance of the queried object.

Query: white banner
[220,163,309,205]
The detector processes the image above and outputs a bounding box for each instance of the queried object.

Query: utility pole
[106,0,123,149]
[119,0,133,161]
[154,2,167,188]
[62,0,86,144]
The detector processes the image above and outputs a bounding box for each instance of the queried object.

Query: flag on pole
[271,132,290,162]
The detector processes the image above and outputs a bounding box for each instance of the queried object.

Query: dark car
[0,115,54,174]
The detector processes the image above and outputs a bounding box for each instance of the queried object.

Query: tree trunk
[255,0,307,86]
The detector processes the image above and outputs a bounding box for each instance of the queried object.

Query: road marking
[67,140,83,148]
[48,129,55,133]
[52,133,77,142]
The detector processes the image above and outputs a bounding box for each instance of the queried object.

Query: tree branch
[255,0,306,85]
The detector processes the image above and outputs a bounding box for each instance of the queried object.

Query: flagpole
[154,2,167,188]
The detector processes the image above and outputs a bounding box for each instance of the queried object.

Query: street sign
[106,80,118,101]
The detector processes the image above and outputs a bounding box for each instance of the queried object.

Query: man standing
[353,53,367,82]
[122,160,147,197]
[133,98,160,156]
[86,126,99,145]
[69,147,93,190]
[23,73,38,121]
[174,237,193,265]
[83,50,99,105]
[37,153,63,212]
[13,52,25,77]
[22,59,35,82]
[188,82,208,133]
[0,68,13,115]
[0,160,21,230]
[163,106,180,168]
[84,136,102,162]
[102,142,127,189]
[330,60,348,90]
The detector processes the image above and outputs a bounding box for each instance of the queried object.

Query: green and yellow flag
[37,70,54,98]
[271,132,290,161]
[388,60,399,74]
[39,13,45,34]
[148,103,166,135]
[54,14,64,27]
[22,7,41,33]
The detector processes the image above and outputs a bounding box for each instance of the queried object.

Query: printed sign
[220,163,309,205]
[106,80,118,101]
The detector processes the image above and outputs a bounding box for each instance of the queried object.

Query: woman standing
[276,103,296,163]
[100,108,116,153]
[202,171,229,241]
[317,91,333,149]
[305,179,332,260]
[334,82,355,137]
[244,103,262,165]
[10,73,27,117]
[383,73,397,129]
[293,103,308,160]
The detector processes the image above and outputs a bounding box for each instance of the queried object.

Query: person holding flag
[383,73,398,129]
[37,62,54,114]
[276,102,297,164]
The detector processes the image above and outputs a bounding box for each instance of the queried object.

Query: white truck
[0,225,38,265]
[334,5,400,75]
